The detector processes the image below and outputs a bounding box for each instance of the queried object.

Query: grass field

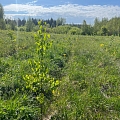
[0,29,120,119]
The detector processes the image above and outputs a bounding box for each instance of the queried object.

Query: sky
[1,0,120,24]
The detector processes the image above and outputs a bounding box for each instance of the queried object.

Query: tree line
[0,3,120,36]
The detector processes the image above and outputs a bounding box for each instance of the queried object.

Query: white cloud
[3,3,120,23]
[27,0,38,5]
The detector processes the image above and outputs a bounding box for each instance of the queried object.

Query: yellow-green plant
[7,30,16,41]
[23,21,59,118]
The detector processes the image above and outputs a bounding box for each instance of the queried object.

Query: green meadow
[0,29,120,119]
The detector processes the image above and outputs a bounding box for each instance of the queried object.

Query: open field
[0,29,120,119]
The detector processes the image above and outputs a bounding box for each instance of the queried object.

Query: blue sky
[1,0,120,24]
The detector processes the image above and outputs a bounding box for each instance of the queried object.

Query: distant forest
[0,3,120,36]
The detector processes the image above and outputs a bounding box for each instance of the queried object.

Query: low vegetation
[0,27,120,119]
[0,3,120,120]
